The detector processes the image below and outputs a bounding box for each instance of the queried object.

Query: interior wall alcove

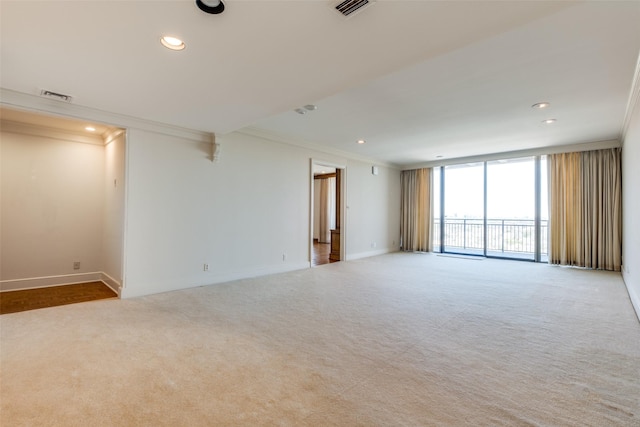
[0,107,126,296]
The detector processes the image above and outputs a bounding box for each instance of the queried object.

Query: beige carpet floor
[1,253,639,426]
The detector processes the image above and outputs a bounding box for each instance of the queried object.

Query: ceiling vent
[40,90,73,103]
[333,0,375,18]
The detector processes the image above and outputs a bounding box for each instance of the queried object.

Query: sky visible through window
[434,157,548,221]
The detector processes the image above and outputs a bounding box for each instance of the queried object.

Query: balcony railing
[433,218,548,257]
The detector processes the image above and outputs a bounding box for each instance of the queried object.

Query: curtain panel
[548,148,622,271]
[400,168,432,252]
[318,177,336,244]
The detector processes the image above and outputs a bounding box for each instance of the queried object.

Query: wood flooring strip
[0,281,117,315]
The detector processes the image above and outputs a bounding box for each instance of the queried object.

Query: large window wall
[433,156,548,261]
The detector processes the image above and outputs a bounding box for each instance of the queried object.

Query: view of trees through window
[433,156,548,261]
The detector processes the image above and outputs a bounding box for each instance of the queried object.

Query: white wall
[0,127,105,290]
[121,129,401,298]
[345,161,401,259]
[102,131,126,293]
[622,92,640,319]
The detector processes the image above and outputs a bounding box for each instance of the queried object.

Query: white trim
[310,159,348,263]
[104,129,126,146]
[239,126,401,170]
[346,248,396,261]
[621,51,640,143]
[404,139,622,170]
[622,270,640,323]
[0,272,103,292]
[119,262,310,299]
[1,88,212,144]
[100,272,122,297]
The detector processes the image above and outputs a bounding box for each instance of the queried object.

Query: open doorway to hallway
[311,161,345,266]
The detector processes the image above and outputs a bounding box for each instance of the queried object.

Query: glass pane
[443,163,484,255]
[433,167,441,252]
[486,157,535,260]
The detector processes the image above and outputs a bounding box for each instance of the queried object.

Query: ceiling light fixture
[542,119,557,124]
[357,139,366,144]
[532,102,550,109]
[294,104,318,115]
[85,126,96,132]
[161,36,185,51]
[196,0,225,14]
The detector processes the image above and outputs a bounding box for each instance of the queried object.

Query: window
[434,156,547,262]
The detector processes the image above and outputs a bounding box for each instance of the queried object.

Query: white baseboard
[346,248,395,261]
[622,270,640,323]
[0,272,104,292]
[100,272,122,297]
[120,261,311,299]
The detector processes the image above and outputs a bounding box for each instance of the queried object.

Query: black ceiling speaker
[196,0,225,14]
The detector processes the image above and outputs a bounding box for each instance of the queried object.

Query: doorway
[310,160,346,266]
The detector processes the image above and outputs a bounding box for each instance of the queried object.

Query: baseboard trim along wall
[0,272,119,294]
[346,248,396,261]
[622,270,640,323]
[120,261,311,299]
[100,272,122,297]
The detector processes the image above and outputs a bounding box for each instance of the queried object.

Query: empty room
[1,1,639,425]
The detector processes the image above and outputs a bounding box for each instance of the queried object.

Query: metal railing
[433,218,548,256]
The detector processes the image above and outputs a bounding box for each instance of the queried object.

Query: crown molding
[403,139,621,170]
[621,52,640,143]
[1,88,212,144]
[237,126,401,170]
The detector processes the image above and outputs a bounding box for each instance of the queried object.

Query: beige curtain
[548,148,621,271]
[318,178,331,243]
[400,168,432,252]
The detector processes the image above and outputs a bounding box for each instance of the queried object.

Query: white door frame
[309,159,347,264]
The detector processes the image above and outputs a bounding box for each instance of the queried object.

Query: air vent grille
[334,0,373,17]
[40,90,73,103]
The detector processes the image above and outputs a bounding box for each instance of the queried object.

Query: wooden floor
[0,281,117,315]
[312,240,338,266]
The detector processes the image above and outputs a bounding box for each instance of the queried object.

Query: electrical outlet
[203,263,209,271]
[371,242,377,248]
[282,253,287,261]
[73,261,80,270]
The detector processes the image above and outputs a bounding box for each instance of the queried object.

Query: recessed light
[161,36,185,51]
[294,108,306,115]
[542,119,557,124]
[436,155,443,159]
[532,102,550,109]
[357,139,366,144]
[85,126,96,132]
[196,0,225,14]
[304,104,317,111]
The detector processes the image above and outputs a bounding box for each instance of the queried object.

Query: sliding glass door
[486,158,535,260]
[435,156,546,261]
[443,163,484,255]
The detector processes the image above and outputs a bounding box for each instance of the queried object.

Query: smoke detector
[40,90,73,103]
[333,0,375,18]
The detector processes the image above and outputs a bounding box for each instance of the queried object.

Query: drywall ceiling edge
[0,88,213,144]
[237,126,402,170]
[404,139,621,170]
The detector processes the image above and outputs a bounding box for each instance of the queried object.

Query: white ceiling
[1,1,639,167]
